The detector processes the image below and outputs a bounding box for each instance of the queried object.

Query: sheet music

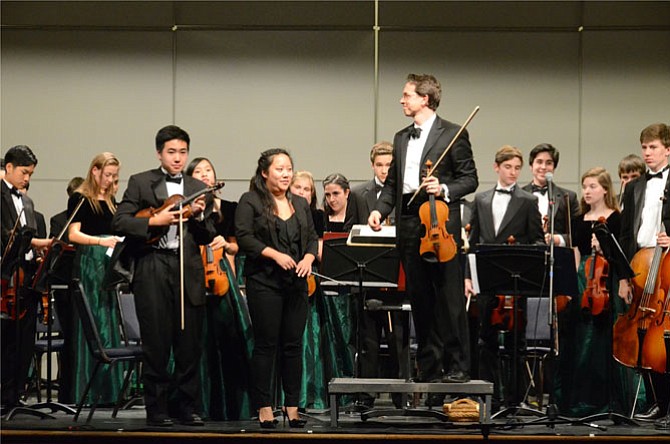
[467,253,480,294]
[347,224,396,247]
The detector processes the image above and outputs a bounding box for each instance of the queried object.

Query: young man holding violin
[618,123,670,425]
[464,145,544,411]
[1,145,49,410]
[368,74,478,406]
[521,143,579,247]
[111,125,216,427]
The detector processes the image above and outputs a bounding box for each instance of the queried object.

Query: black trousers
[246,277,308,409]
[1,287,38,407]
[397,215,470,381]
[132,251,205,419]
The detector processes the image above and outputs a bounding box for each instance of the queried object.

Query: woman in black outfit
[235,148,318,428]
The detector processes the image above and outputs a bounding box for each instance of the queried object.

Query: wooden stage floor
[2,399,670,444]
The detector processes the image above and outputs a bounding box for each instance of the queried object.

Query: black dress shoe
[147,415,174,427]
[179,413,205,426]
[634,403,662,421]
[443,370,471,383]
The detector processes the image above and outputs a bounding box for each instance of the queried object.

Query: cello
[418,160,457,263]
[613,201,669,369]
[580,217,610,317]
[640,250,670,373]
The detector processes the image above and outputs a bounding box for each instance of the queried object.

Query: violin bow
[406,106,480,208]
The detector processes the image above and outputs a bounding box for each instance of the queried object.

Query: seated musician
[464,145,544,411]
[618,123,670,425]
[352,142,410,409]
[1,145,49,409]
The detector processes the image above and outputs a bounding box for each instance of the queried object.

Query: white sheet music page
[468,253,480,294]
[347,224,396,247]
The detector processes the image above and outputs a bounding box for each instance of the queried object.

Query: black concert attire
[468,184,544,407]
[374,115,478,385]
[522,182,579,246]
[1,180,42,408]
[111,168,216,424]
[65,192,125,405]
[619,169,670,420]
[353,179,410,408]
[235,191,318,410]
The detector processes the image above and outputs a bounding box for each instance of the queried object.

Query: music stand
[321,232,399,412]
[17,240,76,417]
[474,244,578,421]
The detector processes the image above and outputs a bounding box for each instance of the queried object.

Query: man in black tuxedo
[369,74,478,405]
[111,125,216,427]
[465,145,544,409]
[353,141,410,409]
[521,143,579,247]
[618,123,670,424]
[1,145,49,409]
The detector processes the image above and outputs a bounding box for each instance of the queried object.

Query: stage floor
[2,396,670,443]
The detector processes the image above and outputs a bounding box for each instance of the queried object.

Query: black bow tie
[531,184,548,195]
[375,184,383,193]
[646,167,668,180]
[408,126,422,139]
[495,188,513,195]
[165,175,183,184]
[9,187,22,198]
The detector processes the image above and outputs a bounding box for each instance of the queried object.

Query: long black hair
[250,148,293,220]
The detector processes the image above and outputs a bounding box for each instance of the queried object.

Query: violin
[307,274,317,297]
[135,181,225,243]
[418,160,457,263]
[1,211,29,321]
[1,267,26,321]
[581,217,610,316]
[201,245,229,297]
[490,235,524,332]
[613,200,668,369]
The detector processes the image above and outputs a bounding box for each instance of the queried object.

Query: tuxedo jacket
[375,115,478,245]
[111,168,216,305]
[1,181,42,279]
[353,179,380,225]
[469,186,544,247]
[521,182,579,245]
[235,191,319,280]
[619,174,670,260]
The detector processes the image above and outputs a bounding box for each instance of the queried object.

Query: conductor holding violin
[111,125,216,427]
[369,74,478,405]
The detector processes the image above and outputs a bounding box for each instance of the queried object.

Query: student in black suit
[521,143,579,247]
[1,145,49,409]
[235,148,318,428]
[48,176,84,242]
[369,74,478,407]
[111,125,216,427]
[465,145,544,409]
[618,123,670,425]
[353,141,410,409]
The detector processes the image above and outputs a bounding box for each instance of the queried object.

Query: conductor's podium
[328,378,494,427]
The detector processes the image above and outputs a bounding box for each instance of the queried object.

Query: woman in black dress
[235,149,318,428]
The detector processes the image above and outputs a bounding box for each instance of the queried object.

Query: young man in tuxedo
[521,143,579,247]
[353,141,410,409]
[369,74,478,406]
[1,145,49,409]
[464,145,544,410]
[618,123,670,425]
[111,125,216,427]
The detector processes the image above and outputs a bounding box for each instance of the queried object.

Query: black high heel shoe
[282,407,307,428]
[258,408,278,429]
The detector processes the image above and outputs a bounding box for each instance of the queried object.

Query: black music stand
[321,234,399,412]
[474,244,578,422]
[14,241,77,417]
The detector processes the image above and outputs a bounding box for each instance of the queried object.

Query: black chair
[30,306,65,403]
[112,283,144,416]
[69,279,143,422]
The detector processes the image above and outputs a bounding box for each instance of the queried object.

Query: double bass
[640,251,670,373]
[613,202,669,369]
